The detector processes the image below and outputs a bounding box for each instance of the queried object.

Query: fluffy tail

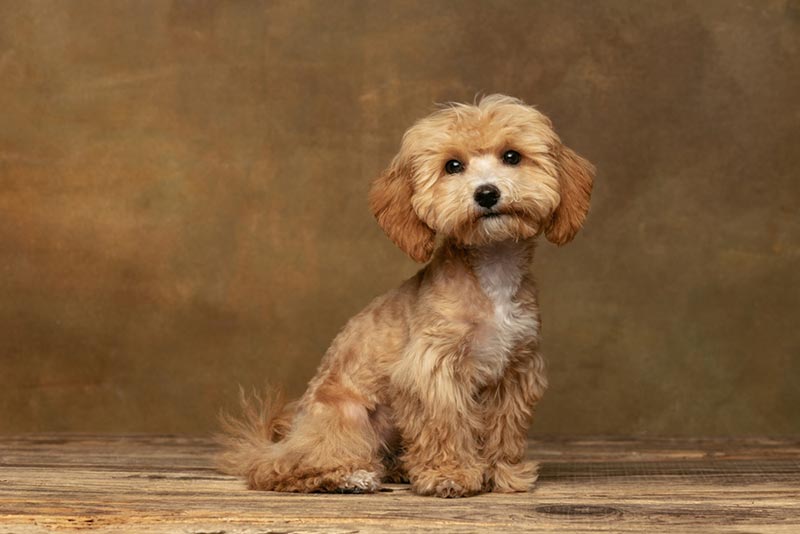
[215,387,295,476]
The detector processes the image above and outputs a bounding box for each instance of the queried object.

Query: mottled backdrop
[1,0,798,435]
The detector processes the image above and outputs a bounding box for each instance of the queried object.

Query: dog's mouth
[457,208,542,245]
[474,208,541,232]
[479,212,506,219]
[477,209,519,221]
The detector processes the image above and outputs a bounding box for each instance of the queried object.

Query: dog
[217,94,594,498]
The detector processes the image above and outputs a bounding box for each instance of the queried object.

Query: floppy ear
[545,146,595,245]
[369,158,436,263]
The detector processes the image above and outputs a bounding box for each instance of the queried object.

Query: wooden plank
[1,435,799,533]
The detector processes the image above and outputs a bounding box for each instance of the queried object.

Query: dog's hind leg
[245,391,385,493]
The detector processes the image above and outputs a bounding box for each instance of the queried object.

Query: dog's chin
[452,214,541,247]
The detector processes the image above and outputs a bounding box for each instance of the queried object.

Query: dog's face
[370,95,595,262]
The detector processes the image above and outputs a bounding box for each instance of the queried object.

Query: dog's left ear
[545,146,595,245]
[369,157,436,263]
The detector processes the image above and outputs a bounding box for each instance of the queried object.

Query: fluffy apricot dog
[218,94,594,498]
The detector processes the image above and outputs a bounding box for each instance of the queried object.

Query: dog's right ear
[369,157,435,263]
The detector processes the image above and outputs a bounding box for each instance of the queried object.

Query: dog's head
[369,95,595,262]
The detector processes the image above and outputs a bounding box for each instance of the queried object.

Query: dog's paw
[412,469,483,498]
[434,478,468,498]
[487,460,539,493]
[335,469,381,494]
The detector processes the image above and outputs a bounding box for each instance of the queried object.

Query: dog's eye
[502,150,521,165]
[444,159,464,174]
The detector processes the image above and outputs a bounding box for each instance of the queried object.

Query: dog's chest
[471,246,539,381]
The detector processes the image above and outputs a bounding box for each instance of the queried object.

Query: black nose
[474,184,500,208]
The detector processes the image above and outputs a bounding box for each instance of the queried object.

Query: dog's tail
[215,387,296,476]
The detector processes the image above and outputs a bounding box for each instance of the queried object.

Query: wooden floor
[1,435,799,533]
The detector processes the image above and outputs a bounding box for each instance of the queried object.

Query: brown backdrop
[1,0,798,435]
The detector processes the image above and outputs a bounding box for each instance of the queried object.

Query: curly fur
[217,94,594,497]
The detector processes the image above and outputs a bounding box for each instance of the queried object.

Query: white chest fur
[471,242,539,382]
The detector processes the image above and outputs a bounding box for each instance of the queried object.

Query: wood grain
[1,435,799,533]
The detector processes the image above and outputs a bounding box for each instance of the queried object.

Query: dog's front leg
[390,337,486,498]
[480,348,547,492]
